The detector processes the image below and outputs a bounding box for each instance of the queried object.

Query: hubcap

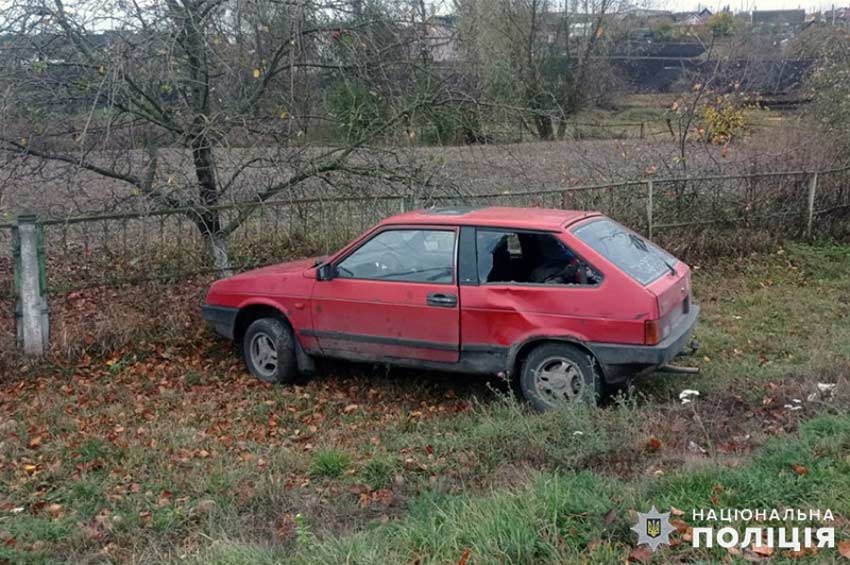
[249,332,278,379]
[533,356,586,407]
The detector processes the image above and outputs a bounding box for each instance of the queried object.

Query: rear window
[572,218,677,285]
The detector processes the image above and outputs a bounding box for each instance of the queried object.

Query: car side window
[476,229,601,286]
[336,229,456,283]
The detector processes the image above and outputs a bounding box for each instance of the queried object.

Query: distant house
[421,15,459,64]
[672,8,712,26]
[823,6,850,24]
[751,9,806,25]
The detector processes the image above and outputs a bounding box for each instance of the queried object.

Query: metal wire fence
[1,166,849,301]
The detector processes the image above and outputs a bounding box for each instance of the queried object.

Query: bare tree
[0,0,436,274]
[454,0,618,141]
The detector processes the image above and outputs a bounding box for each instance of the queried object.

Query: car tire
[242,317,297,384]
[519,343,600,412]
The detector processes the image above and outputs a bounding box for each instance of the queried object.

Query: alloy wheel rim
[533,356,585,407]
[250,332,278,378]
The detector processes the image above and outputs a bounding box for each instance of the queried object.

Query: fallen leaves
[790,463,808,476]
[628,546,652,563]
[839,540,850,560]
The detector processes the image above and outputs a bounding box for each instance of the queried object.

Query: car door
[310,226,460,363]
[458,227,628,350]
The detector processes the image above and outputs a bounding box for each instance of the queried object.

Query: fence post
[12,213,49,356]
[639,122,645,140]
[806,172,818,239]
[646,180,654,240]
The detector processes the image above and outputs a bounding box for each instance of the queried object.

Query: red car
[202,207,698,411]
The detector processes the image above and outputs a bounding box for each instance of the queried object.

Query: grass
[309,448,351,478]
[1,242,849,563]
[197,413,850,564]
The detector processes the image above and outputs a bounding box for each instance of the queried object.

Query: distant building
[751,9,806,25]
[823,6,850,24]
[672,8,712,26]
[421,15,459,64]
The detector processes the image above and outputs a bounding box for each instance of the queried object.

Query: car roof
[381,206,601,231]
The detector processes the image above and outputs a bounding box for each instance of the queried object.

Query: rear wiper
[629,233,676,275]
[628,233,649,252]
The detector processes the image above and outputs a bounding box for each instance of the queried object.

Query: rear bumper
[202,304,238,340]
[589,304,700,370]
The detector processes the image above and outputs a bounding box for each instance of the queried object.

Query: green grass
[196,414,850,564]
[2,242,850,563]
[309,448,352,479]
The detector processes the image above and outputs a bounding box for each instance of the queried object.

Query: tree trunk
[190,130,231,277]
[205,230,233,278]
[535,115,554,141]
[556,118,568,140]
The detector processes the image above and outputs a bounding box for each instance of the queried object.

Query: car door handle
[426,293,457,307]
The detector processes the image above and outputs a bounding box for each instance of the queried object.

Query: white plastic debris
[572,431,584,436]
[817,383,837,393]
[679,389,700,404]
[687,440,707,454]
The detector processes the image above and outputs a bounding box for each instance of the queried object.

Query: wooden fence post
[12,213,49,355]
[646,180,654,240]
[806,172,818,239]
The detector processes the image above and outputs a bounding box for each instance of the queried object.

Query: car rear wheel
[242,317,297,384]
[519,343,600,412]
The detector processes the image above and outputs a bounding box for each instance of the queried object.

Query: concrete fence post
[806,172,818,239]
[12,213,49,355]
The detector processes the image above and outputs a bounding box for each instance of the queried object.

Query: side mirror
[316,263,337,281]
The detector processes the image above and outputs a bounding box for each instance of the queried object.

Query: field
[2,241,850,563]
[0,100,837,221]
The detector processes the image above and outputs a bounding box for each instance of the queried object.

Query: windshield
[572,218,677,285]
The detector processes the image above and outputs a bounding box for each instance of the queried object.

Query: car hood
[228,257,318,280]
[207,257,318,301]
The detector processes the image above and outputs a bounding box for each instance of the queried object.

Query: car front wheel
[242,317,297,384]
[519,343,600,412]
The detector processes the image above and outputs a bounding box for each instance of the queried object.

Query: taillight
[644,320,661,345]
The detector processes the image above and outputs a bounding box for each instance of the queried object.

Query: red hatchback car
[203,207,699,411]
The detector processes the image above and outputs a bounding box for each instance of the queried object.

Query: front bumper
[589,304,700,369]
[201,304,238,340]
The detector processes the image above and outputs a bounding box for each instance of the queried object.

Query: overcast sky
[648,0,839,12]
[428,0,843,17]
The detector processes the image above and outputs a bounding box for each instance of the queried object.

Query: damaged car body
[202,207,699,411]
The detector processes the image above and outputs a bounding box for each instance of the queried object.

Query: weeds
[309,448,351,479]
[0,243,849,562]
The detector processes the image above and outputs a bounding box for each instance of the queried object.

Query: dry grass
[0,243,849,562]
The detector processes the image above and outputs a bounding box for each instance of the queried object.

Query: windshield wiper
[663,259,677,276]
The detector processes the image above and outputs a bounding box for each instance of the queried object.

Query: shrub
[699,98,746,144]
